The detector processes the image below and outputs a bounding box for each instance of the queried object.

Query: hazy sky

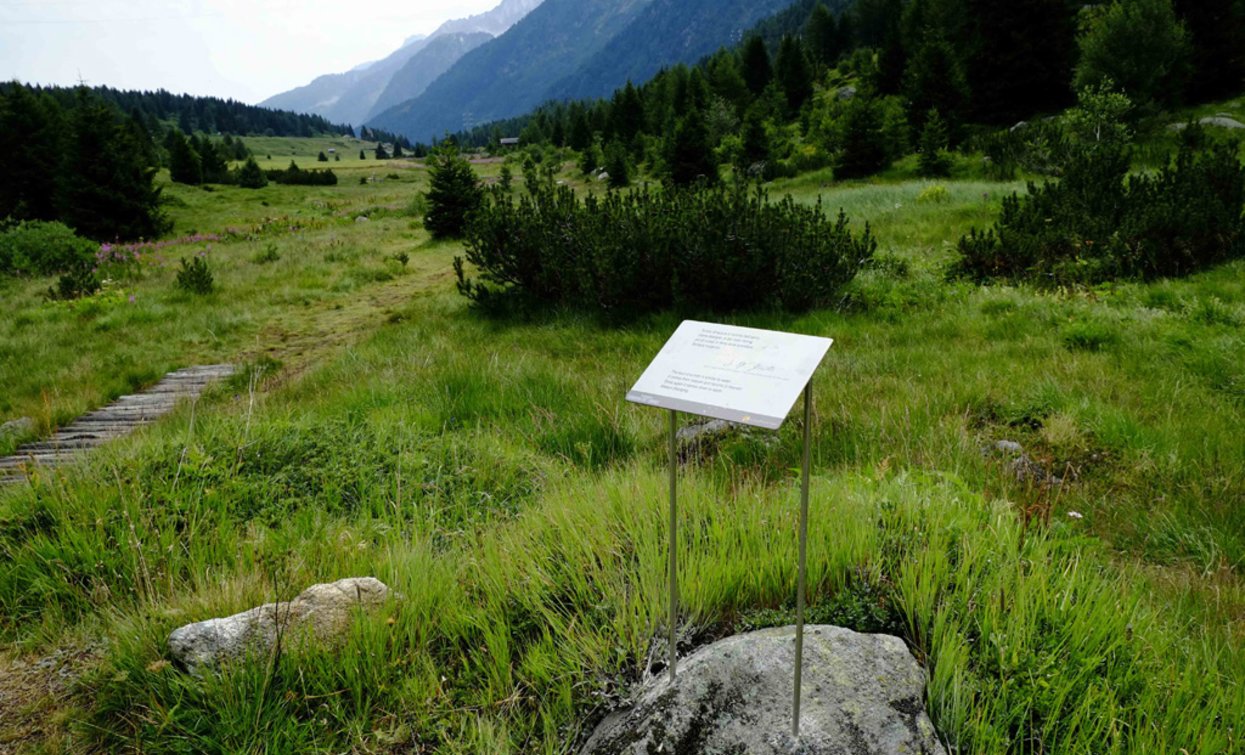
[0,0,499,104]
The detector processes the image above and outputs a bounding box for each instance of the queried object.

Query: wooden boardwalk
[0,364,235,485]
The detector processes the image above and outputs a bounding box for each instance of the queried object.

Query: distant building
[499,137,520,147]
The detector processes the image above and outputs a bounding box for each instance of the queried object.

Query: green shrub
[456,182,875,316]
[264,161,337,186]
[253,243,280,264]
[234,157,268,189]
[175,254,214,294]
[954,138,1245,285]
[0,220,96,277]
[47,259,101,300]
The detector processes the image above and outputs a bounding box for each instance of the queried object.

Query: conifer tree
[964,0,1077,124]
[424,145,482,239]
[741,36,773,96]
[775,36,814,115]
[806,3,841,69]
[318,151,329,162]
[903,34,970,141]
[604,141,631,188]
[1173,0,1245,101]
[168,130,203,185]
[375,143,390,159]
[236,156,267,188]
[56,89,169,241]
[665,108,718,187]
[836,96,891,179]
[917,108,953,177]
[0,83,61,221]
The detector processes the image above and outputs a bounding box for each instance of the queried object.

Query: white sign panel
[627,320,832,429]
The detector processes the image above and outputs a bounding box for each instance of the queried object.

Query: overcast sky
[0,0,499,104]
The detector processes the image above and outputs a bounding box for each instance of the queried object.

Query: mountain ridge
[258,0,542,125]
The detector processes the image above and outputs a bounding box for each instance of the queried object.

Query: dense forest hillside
[545,0,802,101]
[367,0,653,141]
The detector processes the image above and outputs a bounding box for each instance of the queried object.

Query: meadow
[0,149,1242,753]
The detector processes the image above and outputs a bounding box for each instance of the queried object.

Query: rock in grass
[582,625,945,755]
[0,417,35,439]
[168,577,390,674]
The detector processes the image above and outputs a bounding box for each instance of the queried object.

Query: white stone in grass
[994,439,1024,455]
[0,417,35,439]
[581,625,946,755]
[168,577,390,674]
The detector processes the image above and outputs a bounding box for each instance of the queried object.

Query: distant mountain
[548,0,796,102]
[367,0,812,143]
[367,0,655,141]
[365,32,494,122]
[259,0,542,125]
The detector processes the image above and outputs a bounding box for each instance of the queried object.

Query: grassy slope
[0,144,1242,752]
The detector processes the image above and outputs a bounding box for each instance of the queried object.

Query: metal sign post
[667,408,678,681]
[792,384,812,736]
[627,320,832,738]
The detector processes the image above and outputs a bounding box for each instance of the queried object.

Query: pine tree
[741,36,773,97]
[168,130,203,185]
[610,81,645,146]
[195,135,228,183]
[375,143,390,159]
[665,108,718,187]
[806,3,840,69]
[318,151,329,162]
[393,143,404,158]
[0,83,62,221]
[359,149,366,160]
[835,96,891,179]
[568,105,593,150]
[965,0,1077,124]
[737,107,772,177]
[917,108,953,177]
[604,141,631,188]
[424,145,482,239]
[903,34,970,142]
[1173,0,1245,101]
[56,89,169,241]
[579,142,601,175]
[235,156,268,188]
[775,36,814,115]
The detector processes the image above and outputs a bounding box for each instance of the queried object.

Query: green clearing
[0,146,1242,753]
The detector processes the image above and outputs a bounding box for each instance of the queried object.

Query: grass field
[0,144,1242,752]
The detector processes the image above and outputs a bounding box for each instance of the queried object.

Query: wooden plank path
[0,364,235,485]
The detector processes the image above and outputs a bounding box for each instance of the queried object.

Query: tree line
[18,82,354,138]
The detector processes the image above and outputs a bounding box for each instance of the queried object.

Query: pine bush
[954,138,1245,284]
[456,182,874,316]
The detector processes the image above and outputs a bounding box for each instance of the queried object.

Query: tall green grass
[1,158,1242,751]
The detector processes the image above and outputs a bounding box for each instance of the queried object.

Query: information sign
[626,320,832,429]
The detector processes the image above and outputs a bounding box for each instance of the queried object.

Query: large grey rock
[582,625,946,755]
[168,577,390,674]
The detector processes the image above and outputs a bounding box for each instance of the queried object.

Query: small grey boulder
[168,577,390,674]
[0,417,35,440]
[582,625,945,755]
